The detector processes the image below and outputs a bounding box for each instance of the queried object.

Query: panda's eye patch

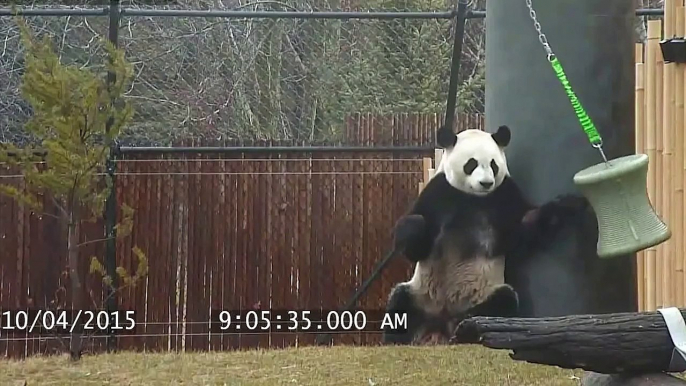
[490,160,499,176]
[463,158,478,175]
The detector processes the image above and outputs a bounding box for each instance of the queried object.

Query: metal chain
[525,0,555,62]
[524,0,607,160]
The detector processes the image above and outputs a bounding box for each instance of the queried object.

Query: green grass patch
[0,345,583,385]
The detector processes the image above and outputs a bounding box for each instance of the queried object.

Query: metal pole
[104,0,120,353]
[0,8,108,16]
[119,9,458,19]
[443,0,469,133]
[118,145,435,155]
[0,7,665,18]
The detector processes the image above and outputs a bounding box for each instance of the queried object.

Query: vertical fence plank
[150,155,164,351]
[319,147,336,344]
[306,147,323,347]
[298,148,314,347]
[256,151,270,349]
[223,149,239,350]
[294,150,308,346]
[160,153,174,351]
[0,165,8,357]
[187,144,202,351]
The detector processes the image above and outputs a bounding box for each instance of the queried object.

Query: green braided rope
[550,56,603,146]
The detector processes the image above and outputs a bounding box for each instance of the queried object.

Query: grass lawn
[0,345,582,385]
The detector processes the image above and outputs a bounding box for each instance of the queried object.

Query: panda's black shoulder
[491,175,526,203]
[411,171,471,212]
[486,175,531,219]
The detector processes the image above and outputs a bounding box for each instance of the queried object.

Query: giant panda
[382,124,588,345]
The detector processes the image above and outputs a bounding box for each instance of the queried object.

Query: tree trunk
[453,310,685,374]
[67,209,83,361]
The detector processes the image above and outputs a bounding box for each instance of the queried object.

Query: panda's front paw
[528,194,589,229]
[550,194,590,215]
[393,214,426,249]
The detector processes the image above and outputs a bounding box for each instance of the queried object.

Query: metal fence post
[443,0,469,134]
[104,0,121,353]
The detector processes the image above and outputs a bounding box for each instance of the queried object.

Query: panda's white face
[436,126,510,197]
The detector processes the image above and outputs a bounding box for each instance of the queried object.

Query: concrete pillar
[486,0,637,316]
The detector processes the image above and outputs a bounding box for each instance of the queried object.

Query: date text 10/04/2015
[1,310,136,335]
[209,310,408,334]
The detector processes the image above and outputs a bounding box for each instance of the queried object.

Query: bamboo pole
[675,6,686,307]
[645,19,661,311]
[636,44,646,155]
[636,42,646,311]
[662,0,677,307]
[656,25,665,308]
[682,5,686,308]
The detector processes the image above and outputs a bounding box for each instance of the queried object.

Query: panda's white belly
[408,254,505,316]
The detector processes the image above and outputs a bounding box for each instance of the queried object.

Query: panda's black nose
[480,181,493,189]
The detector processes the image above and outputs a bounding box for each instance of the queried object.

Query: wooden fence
[635,1,686,312]
[0,112,485,358]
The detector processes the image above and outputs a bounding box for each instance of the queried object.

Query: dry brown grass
[0,345,583,385]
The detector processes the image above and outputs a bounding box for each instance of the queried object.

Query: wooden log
[453,310,686,374]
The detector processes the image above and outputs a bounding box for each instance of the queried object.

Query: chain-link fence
[0,1,487,147]
[0,1,664,147]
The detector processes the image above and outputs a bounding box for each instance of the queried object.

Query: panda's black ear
[492,125,511,147]
[436,125,457,149]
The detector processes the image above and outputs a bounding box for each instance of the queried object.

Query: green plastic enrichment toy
[573,154,671,258]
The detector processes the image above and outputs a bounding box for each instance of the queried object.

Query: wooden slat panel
[0,113,464,358]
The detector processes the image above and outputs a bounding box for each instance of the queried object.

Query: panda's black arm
[495,177,536,224]
[393,173,458,263]
[497,177,590,251]
[492,178,541,252]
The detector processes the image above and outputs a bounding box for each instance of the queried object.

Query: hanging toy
[524,0,671,258]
